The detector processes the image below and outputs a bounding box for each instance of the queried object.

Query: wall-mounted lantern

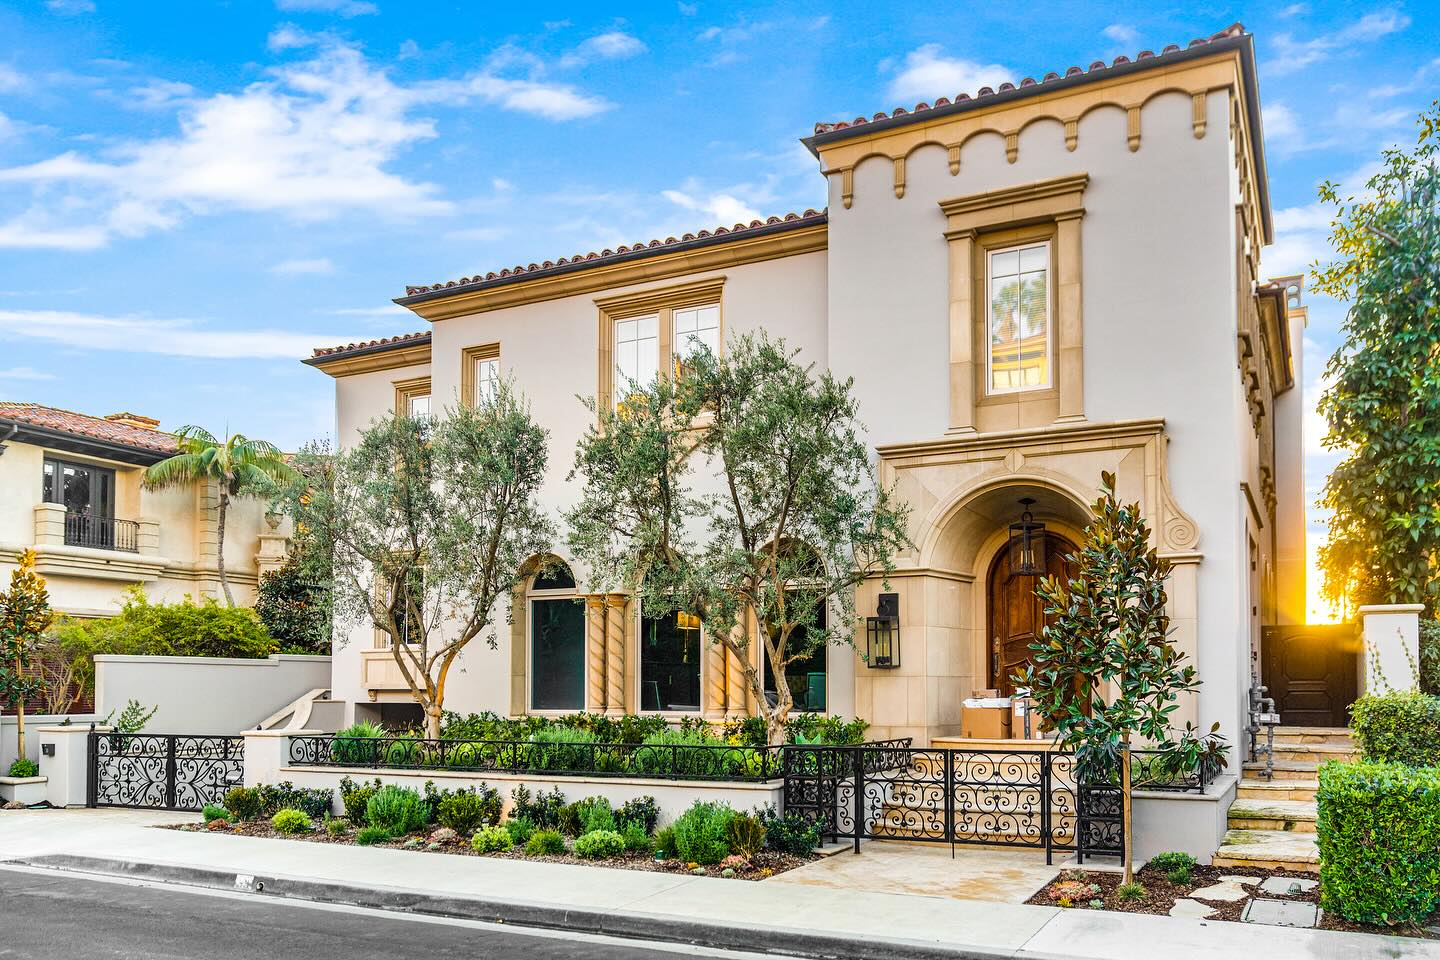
[866,592,900,669]
[1008,497,1047,577]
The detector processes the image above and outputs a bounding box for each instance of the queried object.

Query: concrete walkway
[1,809,1435,960]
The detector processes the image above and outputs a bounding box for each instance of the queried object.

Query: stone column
[584,596,608,713]
[37,725,102,808]
[726,643,752,717]
[703,639,728,721]
[945,228,977,434]
[33,503,66,547]
[136,518,161,557]
[604,595,628,715]
[1054,210,1086,422]
[1165,558,1201,728]
[1358,603,1423,694]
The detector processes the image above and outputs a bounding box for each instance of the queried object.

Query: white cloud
[1269,10,1410,75]
[1102,24,1140,47]
[0,309,334,359]
[128,78,195,110]
[275,0,378,16]
[1264,102,1301,142]
[271,256,335,275]
[678,2,697,14]
[0,65,24,93]
[662,189,761,225]
[0,218,108,250]
[579,31,646,60]
[885,45,1010,104]
[45,0,95,14]
[0,366,56,381]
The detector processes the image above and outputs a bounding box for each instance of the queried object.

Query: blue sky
[1,1,1436,617]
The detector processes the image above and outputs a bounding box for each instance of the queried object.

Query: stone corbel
[893,156,906,198]
[1126,106,1142,152]
[1191,93,1208,139]
[1157,434,1201,556]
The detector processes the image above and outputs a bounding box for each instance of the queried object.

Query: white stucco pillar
[37,725,104,808]
[242,729,319,788]
[1357,604,1423,694]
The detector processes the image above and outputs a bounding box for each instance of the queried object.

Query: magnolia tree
[1017,473,1226,882]
[295,385,554,739]
[0,549,54,765]
[567,332,910,744]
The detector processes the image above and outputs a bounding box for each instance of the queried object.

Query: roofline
[0,418,172,466]
[803,33,1271,242]
[302,332,433,368]
[393,213,828,308]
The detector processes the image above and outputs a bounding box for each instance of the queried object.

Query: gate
[783,742,1123,863]
[87,728,244,811]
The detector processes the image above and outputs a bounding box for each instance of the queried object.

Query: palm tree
[144,427,299,607]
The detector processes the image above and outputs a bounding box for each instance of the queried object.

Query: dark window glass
[640,610,701,713]
[388,567,424,646]
[42,458,115,517]
[531,597,585,711]
[764,599,827,712]
[532,563,576,591]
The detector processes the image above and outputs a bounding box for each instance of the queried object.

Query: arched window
[639,604,702,714]
[762,541,828,712]
[529,560,584,711]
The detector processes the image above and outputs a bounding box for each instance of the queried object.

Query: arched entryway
[985,532,1077,696]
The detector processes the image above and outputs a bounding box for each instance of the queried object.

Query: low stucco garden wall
[95,654,330,734]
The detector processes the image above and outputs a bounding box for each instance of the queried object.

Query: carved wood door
[986,533,1076,696]
[1261,625,1360,727]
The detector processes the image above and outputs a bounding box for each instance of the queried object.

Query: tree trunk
[1121,735,1134,885]
[13,652,26,764]
[425,701,442,741]
[216,490,234,607]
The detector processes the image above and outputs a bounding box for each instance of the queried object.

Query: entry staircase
[1211,726,1356,873]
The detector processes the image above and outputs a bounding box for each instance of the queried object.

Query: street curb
[11,854,1012,960]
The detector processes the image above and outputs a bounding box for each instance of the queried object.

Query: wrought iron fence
[1127,749,1218,793]
[288,734,785,782]
[65,513,140,553]
[88,729,244,811]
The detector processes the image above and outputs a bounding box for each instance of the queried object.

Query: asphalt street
[0,866,782,960]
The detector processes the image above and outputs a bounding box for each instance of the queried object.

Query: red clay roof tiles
[309,330,431,360]
[0,402,178,453]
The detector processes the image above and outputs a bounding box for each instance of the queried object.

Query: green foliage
[200,804,231,823]
[1313,103,1440,615]
[757,806,819,855]
[527,726,602,771]
[332,723,386,766]
[1317,760,1440,925]
[505,816,536,846]
[271,808,312,834]
[620,819,652,853]
[724,814,767,859]
[576,796,616,834]
[617,796,660,834]
[438,790,499,834]
[256,782,333,820]
[509,785,566,830]
[1116,881,1146,901]
[107,699,158,735]
[255,555,331,655]
[1421,620,1440,695]
[325,817,350,836]
[652,825,678,859]
[223,787,264,821]
[0,550,52,759]
[470,824,513,853]
[49,589,276,665]
[1146,851,1197,873]
[291,386,555,738]
[566,332,910,743]
[339,776,384,825]
[1350,689,1440,766]
[7,757,39,778]
[573,829,625,860]
[355,825,392,845]
[671,801,734,865]
[365,786,428,836]
[525,829,566,856]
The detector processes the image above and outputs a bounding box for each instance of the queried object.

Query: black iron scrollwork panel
[91,733,244,811]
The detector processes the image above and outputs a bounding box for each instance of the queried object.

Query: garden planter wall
[0,775,48,805]
[1131,775,1237,864]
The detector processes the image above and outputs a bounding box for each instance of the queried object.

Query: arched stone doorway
[985,532,1077,696]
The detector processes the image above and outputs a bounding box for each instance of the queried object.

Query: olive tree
[296,384,554,738]
[567,332,909,743]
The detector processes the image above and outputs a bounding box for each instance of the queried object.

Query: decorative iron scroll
[89,732,244,811]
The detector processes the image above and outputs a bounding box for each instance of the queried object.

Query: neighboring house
[307,25,1305,751]
[0,403,290,616]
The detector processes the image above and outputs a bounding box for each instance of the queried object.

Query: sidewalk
[1,809,1435,960]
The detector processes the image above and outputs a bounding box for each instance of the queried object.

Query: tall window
[529,562,584,712]
[395,377,431,419]
[987,242,1051,393]
[640,609,702,713]
[673,304,719,362]
[614,315,659,402]
[407,393,431,417]
[43,458,115,517]
[380,567,424,647]
[763,600,828,713]
[462,343,501,406]
[475,356,499,404]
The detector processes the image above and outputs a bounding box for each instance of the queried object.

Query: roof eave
[0,419,172,466]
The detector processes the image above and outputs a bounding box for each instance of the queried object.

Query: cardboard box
[961,699,1012,739]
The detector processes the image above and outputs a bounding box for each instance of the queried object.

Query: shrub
[339,777,384,825]
[577,796,617,834]
[355,825,392,845]
[617,796,659,834]
[510,785,567,829]
[437,791,498,834]
[200,804,231,823]
[527,727,603,772]
[1146,851,1197,873]
[254,554,331,655]
[365,786,428,836]
[1350,689,1440,766]
[1165,866,1193,885]
[574,829,625,860]
[7,758,39,778]
[331,722,386,765]
[224,787,264,821]
[725,814,767,859]
[1116,881,1146,901]
[470,825,513,853]
[525,829,566,856]
[652,825,677,859]
[557,802,584,837]
[271,808,312,834]
[631,728,734,778]
[505,816,537,846]
[257,782,332,820]
[326,817,350,836]
[757,806,819,855]
[671,801,734,865]
[1316,761,1440,925]
[620,819,652,853]
[1422,619,1440,695]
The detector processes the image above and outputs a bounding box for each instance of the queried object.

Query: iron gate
[783,742,1123,863]
[87,728,244,811]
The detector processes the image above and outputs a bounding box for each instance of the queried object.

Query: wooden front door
[986,533,1076,696]
[1261,625,1360,727]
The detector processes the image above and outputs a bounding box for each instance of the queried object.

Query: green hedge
[1316,761,1440,925]
[1349,689,1440,766]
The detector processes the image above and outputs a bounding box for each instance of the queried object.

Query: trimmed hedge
[1349,689,1440,767]
[1316,761,1440,925]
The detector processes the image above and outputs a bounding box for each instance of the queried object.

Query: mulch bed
[166,820,812,880]
[1027,863,1438,940]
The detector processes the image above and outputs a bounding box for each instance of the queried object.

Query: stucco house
[307,24,1305,759]
[0,403,289,615]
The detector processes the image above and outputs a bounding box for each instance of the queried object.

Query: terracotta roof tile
[400,208,827,299]
[310,330,432,360]
[810,24,1247,136]
[0,402,179,453]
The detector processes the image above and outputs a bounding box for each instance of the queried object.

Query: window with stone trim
[529,562,585,712]
[639,609,702,713]
[986,241,1051,394]
[461,343,501,406]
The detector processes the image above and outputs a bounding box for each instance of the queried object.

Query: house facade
[0,403,288,615]
[308,25,1304,753]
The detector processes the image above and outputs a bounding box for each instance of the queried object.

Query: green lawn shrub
[1350,689,1440,766]
[525,829,566,856]
[325,817,350,836]
[505,816,536,846]
[1316,761,1440,925]
[331,722,385,765]
[1146,850,1197,885]
[725,814,767,859]
[339,777,384,825]
[257,782,332,819]
[757,806,819,855]
[355,825,392,845]
[223,787,264,821]
[470,825,513,853]
[576,796,616,834]
[271,808,312,834]
[1421,619,1440,695]
[671,801,734,865]
[200,804,231,823]
[652,825,677,859]
[8,758,39,778]
[574,829,625,860]
[510,785,566,830]
[620,819,652,853]
[437,789,499,834]
[527,727,602,772]
[617,796,659,834]
[365,785,428,836]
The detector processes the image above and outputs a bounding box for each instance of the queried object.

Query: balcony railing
[64,513,140,553]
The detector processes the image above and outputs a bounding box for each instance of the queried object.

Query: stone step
[1271,743,1358,763]
[1226,798,1317,833]
[1213,828,1319,873]
[1236,778,1318,803]
[1242,759,1323,780]
[1270,726,1354,747]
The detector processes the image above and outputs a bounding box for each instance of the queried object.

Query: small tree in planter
[1016,472,1226,883]
[0,549,54,767]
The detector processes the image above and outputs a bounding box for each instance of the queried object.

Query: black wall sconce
[866,592,900,669]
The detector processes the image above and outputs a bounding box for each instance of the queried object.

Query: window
[529,563,585,712]
[460,343,501,406]
[640,609,702,713]
[763,599,828,713]
[595,278,725,411]
[986,242,1051,394]
[43,458,115,517]
[672,304,720,361]
[614,314,659,400]
[378,566,424,647]
[475,356,499,404]
[394,377,431,418]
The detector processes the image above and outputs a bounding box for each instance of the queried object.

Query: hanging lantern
[1008,498,1047,577]
[865,593,900,669]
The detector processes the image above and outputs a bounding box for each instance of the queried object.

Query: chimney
[105,412,161,430]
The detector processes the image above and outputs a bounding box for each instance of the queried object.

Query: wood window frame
[460,343,500,407]
[595,277,726,412]
[393,375,432,417]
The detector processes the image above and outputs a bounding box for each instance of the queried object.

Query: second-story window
[475,355,499,404]
[987,242,1051,394]
[614,314,659,400]
[461,343,501,406]
[673,304,719,360]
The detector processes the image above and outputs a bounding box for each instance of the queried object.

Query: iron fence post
[1042,752,1052,865]
[86,723,97,808]
[851,745,863,854]
[164,736,177,811]
[944,749,955,855]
